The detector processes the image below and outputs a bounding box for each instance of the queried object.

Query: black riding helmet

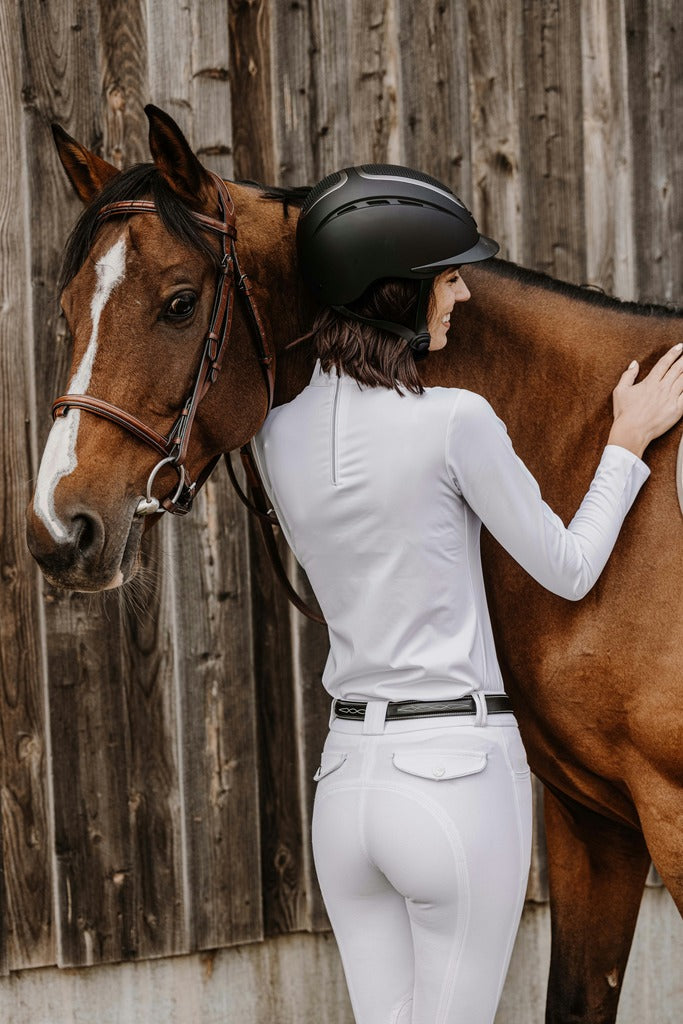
[296,164,499,359]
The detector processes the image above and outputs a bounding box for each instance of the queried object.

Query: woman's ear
[51,124,120,204]
[145,104,215,210]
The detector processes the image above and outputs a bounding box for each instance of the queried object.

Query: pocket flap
[392,750,487,781]
[313,752,347,781]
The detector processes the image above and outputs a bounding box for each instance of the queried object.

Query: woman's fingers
[612,343,683,447]
[650,342,683,380]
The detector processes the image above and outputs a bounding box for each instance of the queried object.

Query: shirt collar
[309,358,343,386]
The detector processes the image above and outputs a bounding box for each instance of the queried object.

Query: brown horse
[26,106,681,1024]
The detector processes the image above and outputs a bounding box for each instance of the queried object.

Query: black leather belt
[333,694,513,721]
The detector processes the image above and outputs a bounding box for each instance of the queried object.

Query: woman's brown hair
[312,277,435,396]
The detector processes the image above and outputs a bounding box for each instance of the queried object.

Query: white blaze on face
[34,237,127,542]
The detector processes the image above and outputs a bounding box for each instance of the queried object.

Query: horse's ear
[145,104,215,208]
[51,124,120,204]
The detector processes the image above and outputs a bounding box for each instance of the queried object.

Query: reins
[51,172,326,625]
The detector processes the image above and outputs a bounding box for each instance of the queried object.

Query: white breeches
[311,700,533,1024]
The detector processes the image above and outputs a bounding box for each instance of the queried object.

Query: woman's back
[254,357,507,702]
[253,357,650,703]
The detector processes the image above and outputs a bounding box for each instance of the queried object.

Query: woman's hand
[608,343,683,458]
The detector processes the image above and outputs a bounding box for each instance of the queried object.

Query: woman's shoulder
[424,383,499,422]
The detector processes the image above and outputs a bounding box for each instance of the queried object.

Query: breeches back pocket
[391,750,488,781]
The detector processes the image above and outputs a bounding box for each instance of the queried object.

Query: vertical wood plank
[17,0,109,966]
[47,590,136,966]
[466,0,524,260]
[624,0,683,304]
[98,0,149,167]
[520,0,586,281]
[248,519,309,934]
[307,0,353,172]
[580,0,636,299]
[191,2,233,179]
[287,559,330,931]
[147,0,233,178]
[118,525,188,961]
[349,0,403,164]
[227,0,278,183]
[399,0,473,200]
[168,471,264,950]
[0,0,54,973]
[270,0,316,184]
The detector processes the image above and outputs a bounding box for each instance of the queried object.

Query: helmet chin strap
[331,278,433,361]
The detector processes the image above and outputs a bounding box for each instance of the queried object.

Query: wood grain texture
[17,0,105,971]
[191,1,234,178]
[169,473,264,950]
[118,523,188,961]
[466,0,524,259]
[228,0,277,183]
[147,0,233,178]
[270,0,316,183]
[581,0,635,299]
[286,554,330,931]
[307,0,353,173]
[47,590,135,966]
[349,0,402,163]
[248,517,310,935]
[399,0,473,200]
[0,0,53,973]
[99,0,149,167]
[520,0,586,280]
[624,0,683,304]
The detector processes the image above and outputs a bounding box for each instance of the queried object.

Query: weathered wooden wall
[0,0,680,1017]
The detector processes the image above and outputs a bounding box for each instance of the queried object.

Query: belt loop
[472,691,488,727]
[363,699,390,735]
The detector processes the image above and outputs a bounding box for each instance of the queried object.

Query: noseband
[52,171,274,517]
[51,171,325,624]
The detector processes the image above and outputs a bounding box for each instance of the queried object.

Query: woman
[252,165,683,1024]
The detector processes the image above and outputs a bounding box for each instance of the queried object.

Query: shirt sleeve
[445,390,651,601]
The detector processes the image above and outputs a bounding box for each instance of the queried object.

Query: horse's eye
[165,292,197,320]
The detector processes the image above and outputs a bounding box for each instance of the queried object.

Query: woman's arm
[445,344,683,601]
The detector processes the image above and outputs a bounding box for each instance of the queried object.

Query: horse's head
[26,105,304,591]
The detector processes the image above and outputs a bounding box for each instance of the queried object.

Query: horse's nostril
[71,511,105,560]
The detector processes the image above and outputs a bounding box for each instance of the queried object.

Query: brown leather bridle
[51,171,325,624]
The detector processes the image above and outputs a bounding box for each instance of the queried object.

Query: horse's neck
[423,262,683,512]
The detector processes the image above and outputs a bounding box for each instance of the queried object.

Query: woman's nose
[454,277,471,302]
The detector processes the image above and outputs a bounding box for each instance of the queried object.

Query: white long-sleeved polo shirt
[251,358,650,702]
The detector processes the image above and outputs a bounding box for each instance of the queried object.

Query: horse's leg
[634,776,683,914]
[543,787,650,1024]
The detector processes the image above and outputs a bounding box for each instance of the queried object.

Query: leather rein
[51,171,325,625]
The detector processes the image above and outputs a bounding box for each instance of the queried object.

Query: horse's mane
[240,180,312,214]
[487,258,681,320]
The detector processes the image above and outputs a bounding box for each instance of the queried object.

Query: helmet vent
[301,170,344,215]
[359,163,455,195]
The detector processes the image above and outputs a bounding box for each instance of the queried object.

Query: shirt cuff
[602,443,651,484]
